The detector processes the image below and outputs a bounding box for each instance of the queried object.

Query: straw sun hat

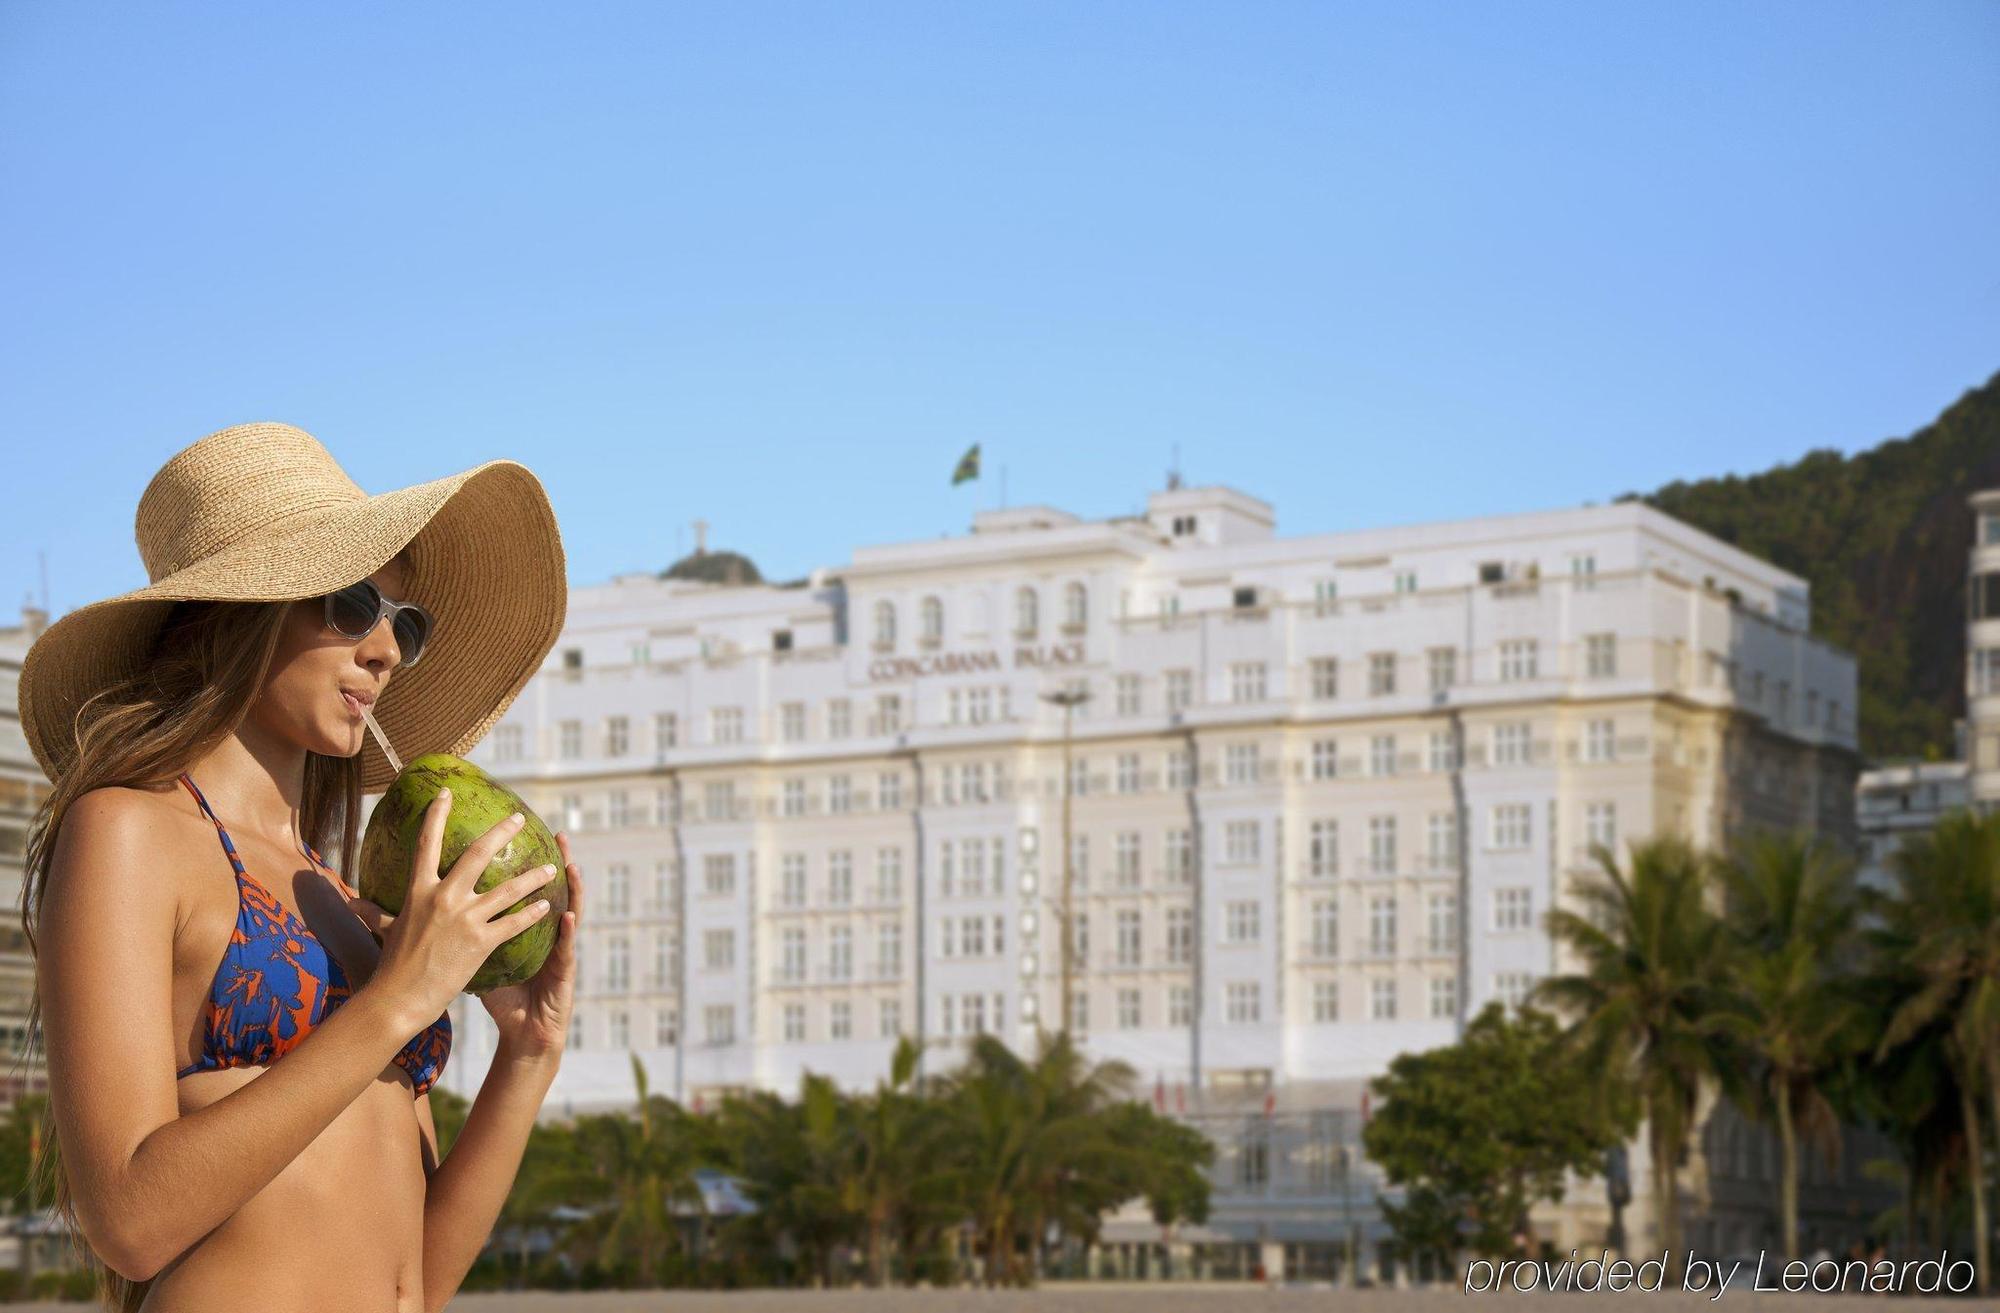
[17,422,567,794]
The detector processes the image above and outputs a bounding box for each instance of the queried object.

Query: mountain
[1622,370,2000,764]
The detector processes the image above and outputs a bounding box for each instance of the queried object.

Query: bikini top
[173,773,452,1096]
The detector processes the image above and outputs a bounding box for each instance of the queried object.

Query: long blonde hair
[15,558,407,1309]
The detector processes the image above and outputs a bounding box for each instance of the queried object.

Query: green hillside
[1622,370,2000,764]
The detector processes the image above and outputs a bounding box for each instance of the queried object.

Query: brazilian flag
[951,443,980,486]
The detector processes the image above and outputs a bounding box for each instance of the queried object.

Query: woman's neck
[185,727,307,842]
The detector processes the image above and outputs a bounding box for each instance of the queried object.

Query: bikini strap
[177,773,324,873]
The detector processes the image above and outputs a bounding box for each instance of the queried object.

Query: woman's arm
[416,1045,558,1312]
[39,789,436,1281]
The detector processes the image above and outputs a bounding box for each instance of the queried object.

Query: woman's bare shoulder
[45,783,202,911]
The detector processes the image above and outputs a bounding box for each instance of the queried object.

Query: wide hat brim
[18,459,566,794]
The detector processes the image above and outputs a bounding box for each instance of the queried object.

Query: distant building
[434,483,1864,1276]
[0,604,52,1101]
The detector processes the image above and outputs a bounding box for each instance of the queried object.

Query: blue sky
[2,1,1995,614]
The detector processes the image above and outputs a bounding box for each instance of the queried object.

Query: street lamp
[1041,684,1090,1038]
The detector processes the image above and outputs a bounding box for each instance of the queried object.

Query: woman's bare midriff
[132,784,433,1312]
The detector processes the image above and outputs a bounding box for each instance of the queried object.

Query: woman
[16,422,581,1312]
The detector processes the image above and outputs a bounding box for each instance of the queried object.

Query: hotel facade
[430,484,1864,1275]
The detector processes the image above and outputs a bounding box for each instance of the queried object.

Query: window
[1310,898,1338,956]
[703,928,735,971]
[1429,975,1458,1020]
[1371,979,1397,1020]
[1586,800,1618,854]
[781,778,807,817]
[1233,585,1258,610]
[1494,972,1535,1009]
[920,596,944,646]
[1169,984,1194,1026]
[1225,900,1261,944]
[1427,647,1457,692]
[493,723,525,763]
[1226,981,1261,1024]
[873,600,897,649]
[1308,819,1338,877]
[1115,832,1142,888]
[1116,909,1143,965]
[704,1004,735,1047]
[879,998,902,1038]
[702,852,736,895]
[655,711,679,750]
[1118,987,1141,1029]
[1165,749,1193,789]
[1368,815,1397,875]
[1164,669,1193,712]
[1368,652,1396,696]
[1493,887,1533,931]
[1499,639,1539,682]
[1310,657,1339,699]
[1115,673,1141,716]
[828,775,853,814]
[1584,718,1615,763]
[1230,662,1268,703]
[607,790,633,828]
[1014,586,1039,637]
[1428,729,1459,773]
[1069,833,1090,885]
[1369,734,1397,777]
[783,1003,806,1042]
[826,698,852,739]
[711,706,744,744]
[780,927,806,982]
[1166,906,1194,964]
[1426,812,1457,871]
[828,926,852,980]
[606,935,631,991]
[559,719,583,759]
[874,694,903,735]
[827,850,853,904]
[1368,896,1397,956]
[656,1007,678,1046]
[1310,739,1338,780]
[605,864,631,918]
[1226,742,1261,785]
[1068,991,1089,1036]
[878,769,903,809]
[1492,721,1530,766]
[1312,980,1339,1023]
[1427,892,1457,952]
[1584,633,1617,678]
[1165,828,1193,883]
[1063,581,1088,631]
[1393,569,1417,594]
[1491,803,1532,850]
[606,716,630,757]
[877,922,902,977]
[1313,578,1338,617]
[780,703,806,743]
[1116,753,1140,794]
[1224,820,1261,864]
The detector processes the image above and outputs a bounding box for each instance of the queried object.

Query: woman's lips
[341,691,368,719]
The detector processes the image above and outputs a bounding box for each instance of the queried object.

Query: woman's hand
[477,830,582,1062]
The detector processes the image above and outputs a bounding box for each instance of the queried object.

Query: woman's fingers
[483,896,554,947]
[445,810,528,895]
[409,788,452,896]
[347,894,394,937]
[471,864,560,917]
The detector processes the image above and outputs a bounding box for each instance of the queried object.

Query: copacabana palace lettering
[867,642,1084,682]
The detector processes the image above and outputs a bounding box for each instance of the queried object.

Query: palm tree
[1874,808,2000,1293]
[526,1054,708,1285]
[714,1074,864,1286]
[850,1036,952,1285]
[1536,834,1726,1268]
[1709,830,1862,1259]
[936,1029,1135,1286]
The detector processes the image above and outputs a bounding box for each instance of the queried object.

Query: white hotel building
[434,483,1861,1275]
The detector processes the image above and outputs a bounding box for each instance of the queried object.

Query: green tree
[1363,1003,1631,1261]
[1709,830,1862,1259]
[713,1073,865,1286]
[850,1036,952,1285]
[1874,809,2000,1293]
[1537,835,1727,1268]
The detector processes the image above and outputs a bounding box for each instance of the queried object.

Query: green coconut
[359,752,567,994]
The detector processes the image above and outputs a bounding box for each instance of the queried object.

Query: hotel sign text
[868,642,1085,682]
